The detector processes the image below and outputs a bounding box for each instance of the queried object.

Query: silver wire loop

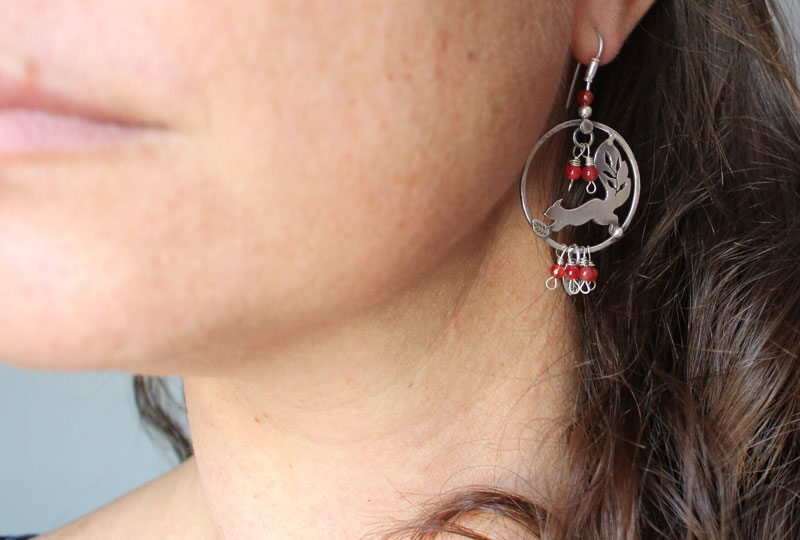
[572,128,594,149]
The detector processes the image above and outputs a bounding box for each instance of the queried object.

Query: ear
[571,0,659,65]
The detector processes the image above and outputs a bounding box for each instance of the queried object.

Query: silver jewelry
[519,31,641,295]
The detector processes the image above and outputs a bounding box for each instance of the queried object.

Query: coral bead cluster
[565,161,599,183]
[545,246,599,295]
[550,262,598,282]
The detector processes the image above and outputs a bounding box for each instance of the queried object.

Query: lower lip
[0,108,158,155]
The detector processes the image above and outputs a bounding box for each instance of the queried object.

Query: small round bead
[580,265,598,282]
[582,165,599,182]
[577,89,594,105]
[578,105,592,119]
[609,225,624,238]
[565,265,581,280]
[550,264,566,278]
[565,164,582,180]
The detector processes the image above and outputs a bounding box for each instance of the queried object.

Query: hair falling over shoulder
[135,1,800,538]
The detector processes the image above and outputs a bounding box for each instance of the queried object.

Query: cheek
[198,1,570,326]
[0,150,256,371]
[0,1,568,374]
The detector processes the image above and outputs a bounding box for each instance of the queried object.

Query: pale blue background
[0,367,186,535]
[1,2,798,536]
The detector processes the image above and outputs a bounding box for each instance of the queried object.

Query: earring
[519,31,641,296]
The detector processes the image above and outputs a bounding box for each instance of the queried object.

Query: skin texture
[0,0,656,538]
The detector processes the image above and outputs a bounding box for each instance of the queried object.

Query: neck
[181,186,579,539]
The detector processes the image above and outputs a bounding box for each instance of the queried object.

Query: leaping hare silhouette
[544,136,632,232]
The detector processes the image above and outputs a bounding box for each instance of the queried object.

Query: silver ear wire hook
[565,58,581,110]
[565,31,605,110]
[584,32,604,87]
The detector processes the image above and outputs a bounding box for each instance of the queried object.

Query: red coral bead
[580,265,599,282]
[565,164,582,180]
[565,265,581,280]
[582,165,598,182]
[550,264,566,278]
[577,89,594,105]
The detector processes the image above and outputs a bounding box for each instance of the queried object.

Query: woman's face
[0,1,569,373]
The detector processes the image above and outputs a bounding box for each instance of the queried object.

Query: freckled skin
[0,1,568,376]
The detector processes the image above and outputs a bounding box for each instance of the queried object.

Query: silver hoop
[519,120,641,254]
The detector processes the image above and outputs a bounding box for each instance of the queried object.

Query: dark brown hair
[134,0,800,537]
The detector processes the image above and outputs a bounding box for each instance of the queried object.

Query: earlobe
[571,0,658,66]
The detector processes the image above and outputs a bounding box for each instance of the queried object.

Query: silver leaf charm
[531,219,551,237]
